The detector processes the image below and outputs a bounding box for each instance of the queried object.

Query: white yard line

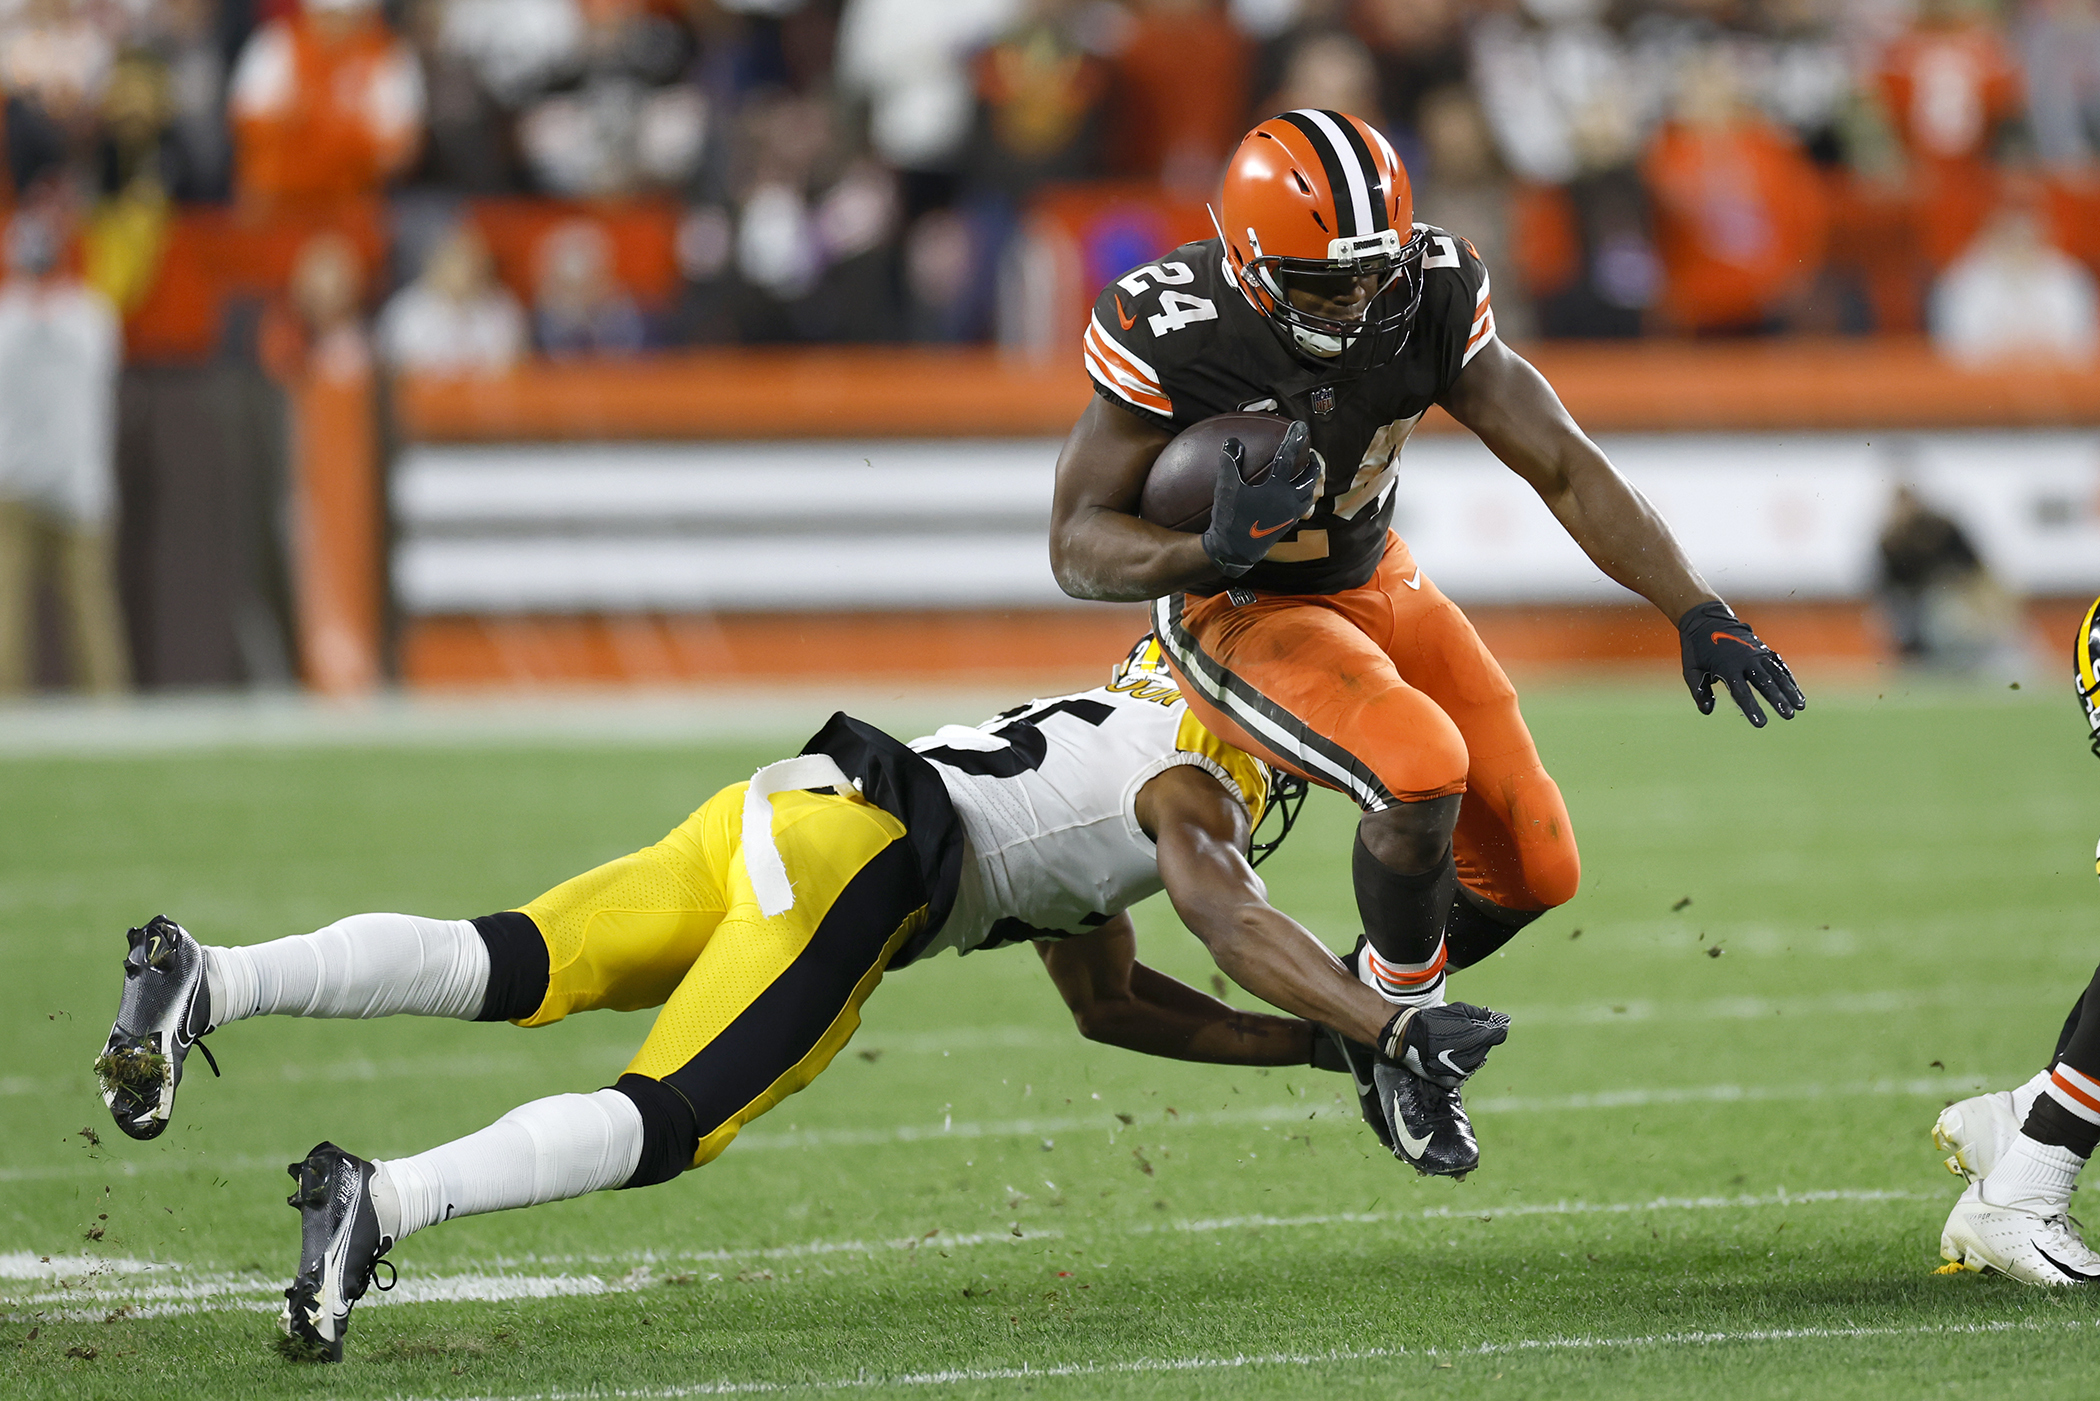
[0,1187,1933,1322]
[400,1319,2098,1399]
[0,1072,2010,1183]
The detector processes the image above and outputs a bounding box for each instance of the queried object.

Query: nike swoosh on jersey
[1114,295,1137,331]
[1249,518,1295,539]
[1391,1096,1433,1160]
[1402,568,1422,590]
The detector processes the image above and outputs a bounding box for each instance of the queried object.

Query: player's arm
[1034,914,1314,1065]
[1440,337,1806,725]
[1139,764,1394,1046]
[1047,397,1215,602]
[1440,337,1713,619]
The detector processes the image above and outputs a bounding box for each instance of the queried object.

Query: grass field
[5,679,2099,1399]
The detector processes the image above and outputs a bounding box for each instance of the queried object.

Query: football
[1138,411,1295,532]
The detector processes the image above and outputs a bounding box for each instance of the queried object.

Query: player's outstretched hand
[1678,600,1805,728]
[1201,419,1318,578]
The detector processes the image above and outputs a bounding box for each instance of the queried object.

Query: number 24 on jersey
[1120,262,1216,336]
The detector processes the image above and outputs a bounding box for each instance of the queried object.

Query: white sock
[1358,938,1448,1009]
[2012,1068,2053,1122]
[372,1089,644,1243]
[1980,1135,2086,1216]
[203,914,490,1027]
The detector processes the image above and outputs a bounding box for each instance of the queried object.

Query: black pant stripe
[1152,594,1395,811]
[653,838,925,1155]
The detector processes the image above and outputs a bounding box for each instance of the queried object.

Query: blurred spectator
[0,205,129,695]
[1413,84,1536,341]
[1357,0,1470,149]
[1468,0,1625,188]
[1261,24,1383,128]
[2018,0,2100,170]
[83,50,177,319]
[229,0,426,213]
[139,0,235,202]
[836,0,1019,195]
[1875,0,2024,265]
[1930,194,2099,365]
[2,0,116,194]
[534,217,645,357]
[968,0,1113,197]
[1641,48,1828,334]
[514,0,707,198]
[708,90,901,343]
[1529,83,1658,338]
[263,229,374,381]
[1876,480,2023,672]
[1109,0,1248,196]
[403,0,519,194]
[377,221,527,374]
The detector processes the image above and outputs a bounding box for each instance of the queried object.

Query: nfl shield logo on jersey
[1311,386,1336,418]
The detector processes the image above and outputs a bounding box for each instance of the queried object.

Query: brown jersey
[1083,229,1495,595]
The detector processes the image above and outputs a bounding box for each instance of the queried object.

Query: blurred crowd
[0,0,2097,373]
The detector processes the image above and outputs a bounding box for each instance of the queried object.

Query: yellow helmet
[2078,595,2100,761]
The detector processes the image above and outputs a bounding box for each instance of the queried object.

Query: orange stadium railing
[286,342,2100,693]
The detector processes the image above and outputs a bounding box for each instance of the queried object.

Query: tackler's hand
[1202,420,1319,578]
[1678,601,1806,728]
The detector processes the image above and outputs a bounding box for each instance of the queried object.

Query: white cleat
[1940,1183,2100,1285]
[1934,1092,2024,1183]
[1933,1073,2052,1182]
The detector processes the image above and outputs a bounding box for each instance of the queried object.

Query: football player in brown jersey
[1049,108,1806,1174]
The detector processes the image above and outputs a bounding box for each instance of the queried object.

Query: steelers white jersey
[906,640,1271,961]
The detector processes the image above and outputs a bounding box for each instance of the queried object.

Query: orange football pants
[1152,535,1580,912]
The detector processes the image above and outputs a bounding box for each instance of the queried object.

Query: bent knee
[1525,851,1581,910]
[1346,688,1469,807]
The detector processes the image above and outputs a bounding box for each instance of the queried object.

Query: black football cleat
[281,1143,395,1362]
[94,916,219,1140]
[1375,1062,1483,1176]
[1370,1001,1510,1177]
[1317,1026,1395,1153]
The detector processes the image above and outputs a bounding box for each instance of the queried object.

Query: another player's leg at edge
[1932,595,2100,1285]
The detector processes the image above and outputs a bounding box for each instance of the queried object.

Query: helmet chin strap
[1290,325,1345,358]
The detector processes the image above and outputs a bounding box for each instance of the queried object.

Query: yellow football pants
[513,782,927,1169]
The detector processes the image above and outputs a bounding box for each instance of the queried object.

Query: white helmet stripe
[1294,108,1375,239]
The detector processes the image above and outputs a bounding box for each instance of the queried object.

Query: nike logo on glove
[1115,296,1137,331]
[1711,631,1756,649]
[1249,518,1296,539]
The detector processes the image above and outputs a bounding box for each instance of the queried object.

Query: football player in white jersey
[1931,597,2100,1284]
[93,638,1509,1362]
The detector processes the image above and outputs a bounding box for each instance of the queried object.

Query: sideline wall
[340,343,2100,690]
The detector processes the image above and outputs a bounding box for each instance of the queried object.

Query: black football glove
[1678,601,1805,729]
[1201,420,1319,578]
[1374,1001,1510,1088]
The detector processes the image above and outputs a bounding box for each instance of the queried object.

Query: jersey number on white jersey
[916,698,1114,778]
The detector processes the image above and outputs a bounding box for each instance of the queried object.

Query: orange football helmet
[1214,109,1429,372]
